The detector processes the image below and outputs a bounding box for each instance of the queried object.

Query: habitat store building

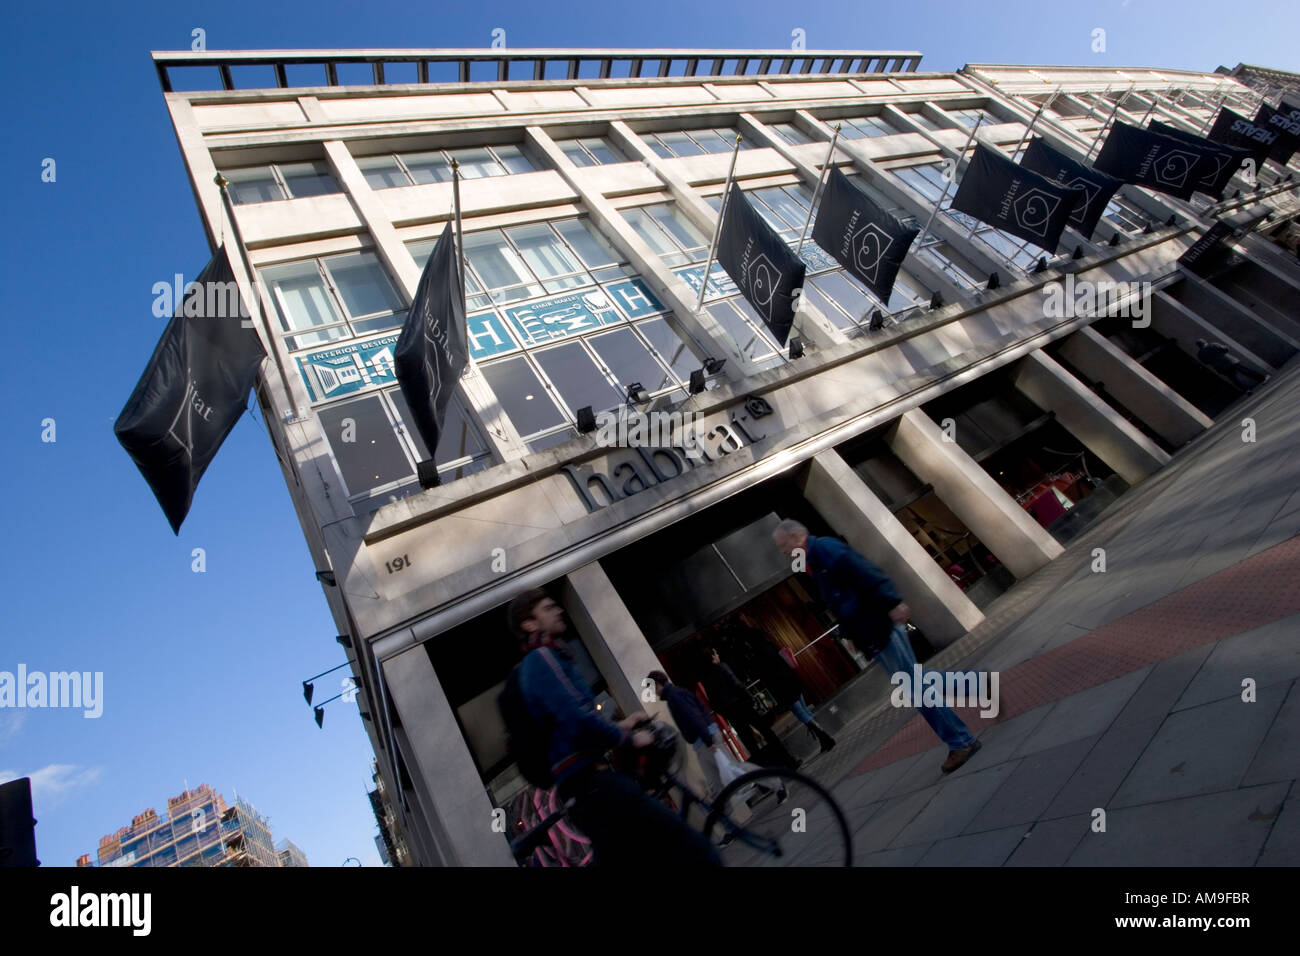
[153,47,1300,865]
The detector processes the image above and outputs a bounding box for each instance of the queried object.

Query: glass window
[480,356,567,436]
[262,260,344,334]
[771,123,813,145]
[648,205,708,256]
[387,389,486,468]
[493,144,535,174]
[754,186,810,232]
[451,147,504,179]
[582,138,624,165]
[225,166,282,204]
[947,108,990,128]
[554,219,620,269]
[622,207,682,260]
[690,129,732,153]
[324,252,405,319]
[810,271,872,319]
[318,395,413,495]
[561,140,595,167]
[588,327,677,395]
[403,151,452,185]
[633,317,699,382]
[906,111,942,131]
[706,301,781,366]
[357,155,409,190]
[279,161,339,199]
[525,429,578,453]
[506,223,584,281]
[656,131,706,158]
[464,231,543,301]
[533,341,624,415]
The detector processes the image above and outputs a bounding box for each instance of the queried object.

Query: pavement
[758,360,1300,867]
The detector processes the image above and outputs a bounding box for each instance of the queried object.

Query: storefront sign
[297,334,399,401]
[562,398,773,512]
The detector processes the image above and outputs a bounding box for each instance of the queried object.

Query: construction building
[149,47,1300,865]
[77,784,300,867]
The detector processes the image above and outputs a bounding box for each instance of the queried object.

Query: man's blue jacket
[518,644,627,784]
[806,535,903,655]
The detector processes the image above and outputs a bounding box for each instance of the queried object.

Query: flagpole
[795,124,841,257]
[214,173,297,408]
[1086,83,1136,161]
[1138,87,1166,126]
[1009,86,1058,161]
[920,114,977,248]
[696,132,744,314]
[1203,86,1230,134]
[450,158,466,311]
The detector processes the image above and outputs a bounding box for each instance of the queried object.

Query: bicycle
[509,720,853,867]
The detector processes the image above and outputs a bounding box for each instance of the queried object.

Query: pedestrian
[733,617,837,755]
[698,643,800,770]
[772,520,982,774]
[647,670,724,798]
[1195,338,1268,391]
[505,588,721,866]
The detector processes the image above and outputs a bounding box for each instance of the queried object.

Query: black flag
[114,246,265,534]
[1094,121,1224,200]
[950,143,1083,253]
[1019,137,1122,240]
[1148,121,1249,198]
[394,221,469,464]
[811,166,919,303]
[1206,108,1277,167]
[716,182,806,344]
[1253,103,1300,165]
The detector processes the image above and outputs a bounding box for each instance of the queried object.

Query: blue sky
[1,0,1295,869]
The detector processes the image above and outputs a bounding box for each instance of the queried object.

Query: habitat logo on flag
[1149,121,1248,198]
[1094,121,1222,200]
[1019,137,1122,239]
[811,166,918,302]
[716,182,806,344]
[1207,108,1277,166]
[951,143,1083,252]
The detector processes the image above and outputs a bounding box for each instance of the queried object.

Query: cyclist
[507,588,722,867]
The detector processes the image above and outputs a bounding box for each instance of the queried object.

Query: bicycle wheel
[702,768,853,867]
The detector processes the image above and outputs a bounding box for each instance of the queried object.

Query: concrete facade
[152,49,1300,865]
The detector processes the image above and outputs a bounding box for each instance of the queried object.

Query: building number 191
[385,555,411,574]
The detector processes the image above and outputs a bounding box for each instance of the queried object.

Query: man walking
[647,670,724,797]
[507,588,721,866]
[1195,338,1269,392]
[772,520,981,774]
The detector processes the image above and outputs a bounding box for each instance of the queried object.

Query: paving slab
[850,788,938,855]
[1065,782,1289,866]
[1111,645,1213,729]
[1044,712,1165,819]
[1241,680,1300,788]
[1110,692,1286,807]
[890,761,1021,847]
[1005,814,1091,866]
[968,735,1098,831]
[1173,613,1300,711]
[1255,783,1300,866]
[916,825,1025,866]
[1012,669,1148,757]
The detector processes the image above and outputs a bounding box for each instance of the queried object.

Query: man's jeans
[874,623,976,751]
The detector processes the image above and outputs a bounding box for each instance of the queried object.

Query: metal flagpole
[450,158,466,311]
[214,173,297,406]
[918,114,983,246]
[1138,87,1166,126]
[696,132,744,314]
[1086,83,1136,161]
[1009,86,1059,161]
[795,124,841,257]
[1203,85,1230,134]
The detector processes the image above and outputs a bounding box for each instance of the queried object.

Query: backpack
[498,662,555,790]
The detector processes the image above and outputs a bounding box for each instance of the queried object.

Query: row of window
[225,106,1005,204]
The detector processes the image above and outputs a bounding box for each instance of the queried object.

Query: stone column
[886,409,1064,579]
[799,449,984,648]
[382,646,516,866]
[1057,326,1213,447]
[1013,349,1171,485]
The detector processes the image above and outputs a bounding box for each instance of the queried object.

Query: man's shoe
[940,739,982,774]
